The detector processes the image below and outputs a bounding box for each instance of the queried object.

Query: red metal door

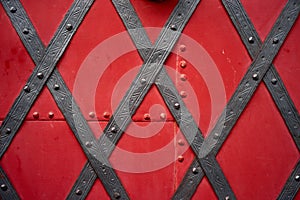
[0,0,299,199]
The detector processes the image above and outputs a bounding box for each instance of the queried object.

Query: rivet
[85,141,92,148]
[111,126,117,133]
[144,113,151,120]
[23,28,29,35]
[160,113,166,120]
[252,73,259,81]
[180,74,187,81]
[54,84,60,90]
[179,45,186,52]
[295,175,300,181]
[178,139,185,146]
[248,36,254,44]
[66,23,73,31]
[225,196,230,200]
[48,112,54,119]
[89,112,95,118]
[0,184,7,191]
[178,155,184,162]
[23,85,30,93]
[113,192,121,199]
[5,128,11,135]
[180,60,187,68]
[271,78,277,85]
[273,37,279,44]
[75,189,82,195]
[10,6,17,13]
[33,112,39,119]
[170,24,177,31]
[192,167,198,174]
[174,102,180,109]
[140,78,146,84]
[103,112,111,119]
[180,91,187,98]
[37,72,44,79]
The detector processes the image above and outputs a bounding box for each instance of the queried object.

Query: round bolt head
[143,113,151,120]
[48,112,54,119]
[295,175,300,181]
[178,139,185,146]
[271,78,277,85]
[177,155,184,162]
[10,6,17,13]
[89,112,95,118]
[103,112,111,119]
[23,85,30,93]
[273,37,279,44]
[180,74,187,81]
[54,84,60,90]
[5,128,11,135]
[23,28,29,34]
[248,36,254,44]
[192,167,198,174]
[160,113,166,120]
[252,73,259,81]
[140,78,146,84]
[33,112,39,119]
[37,72,44,79]
[75,189,82,195]
[113,192,121,199]
[174,102,180,110]
[180,60,187,68]
[66,23,73,31]
[225,196,230,200]
[0,184,7,191]
[179,45,186,52]
[180,91,187,98]
[170,24,177,31]
[111,126,117,133]
[85,141,92,148]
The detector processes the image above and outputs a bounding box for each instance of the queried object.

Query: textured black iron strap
[0,1,130,199]
[67,0,201,199]
[174,0,300,198]
[0,166,19,200]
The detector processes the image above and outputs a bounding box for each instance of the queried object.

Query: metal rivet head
[0,184,7,191]
[23,28,29,35]
[75,189,82,195]
[103,112,111,119]
[180,74,187,81]
[5,128,11,135]
[225,196,230,200]
[144,113,150,120]
[295,175,300,181]
[140,78,146,84]
[66,23,73,31]
[271,78,277,85]
[178,155,184,162]
[85,141,92,148]
[174,103,180,109]
[33,112,39,119]
[179,45,186,52]
[180,91,187,98]
[192,167,198,174]
[170,24,177,31]
[54,84,60,90]
[273,37,279,44]
[178,139,185,146]
[160,113,166,120]
[111,126,117,133]
[252,73,259,81]
[23,85,30,93]
[48,112,54,119]
[113,192,121,199]
[89,112,95,118]
[248,36,254,44]
[37,72,44,79]
[10,6,17,13]
[180,60,187,68]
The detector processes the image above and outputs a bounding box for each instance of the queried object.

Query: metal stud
[113,192,121,199]
[178,139,185,146]
[140,78,146,84]
[85,141,92,148]
[48,112,54,119]
[179,45,186,52]
[75,189,82,195]
[170,24,177,31]
[248,36,254,44]
[66,23,73,31]
[10,6,17,13]
[180,60,187,68]
[37,72,44,79]
[33,112,39,119]
[103,112,111,119]
[144,113,151,120]
[89,112,95,118]
[178,155,184,162]
[5,128,11,135]
[295,175,300,181]
[180,74,187,81]
[180,91,187,98]
[174,102,180,109]
[192,167,198,174]
[273,37,279,44]
[271,78,277,85]
[111,126,117,133]
[23,28,29,35]
[0,184,7,191]
[54,84,60,90]
[225,196,230,200]
[23,85,30,93]
[160,113,166,120]
[252,73,259,81]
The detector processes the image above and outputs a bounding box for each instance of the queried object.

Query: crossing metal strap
[0,1,131,199]
[67,0,203,199]
[174,0,300,198]
[0,167,19,200]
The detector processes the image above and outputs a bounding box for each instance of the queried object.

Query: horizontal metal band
[0,166,19,200]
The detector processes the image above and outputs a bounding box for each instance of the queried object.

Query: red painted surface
[0,0,299,199]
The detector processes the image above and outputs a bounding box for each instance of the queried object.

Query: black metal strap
[0,167,19,200]
[67,0,202,199]
[1,1,130,199]
[174,0,300,198]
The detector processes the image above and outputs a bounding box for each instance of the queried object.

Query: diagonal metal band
[67,0,202,199]
[0,166,19,200]
[0,1,131,199]
[174,0,300,198]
